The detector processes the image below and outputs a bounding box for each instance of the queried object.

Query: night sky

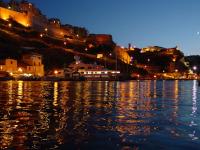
[5,0,200,55]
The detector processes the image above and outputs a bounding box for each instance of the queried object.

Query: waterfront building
[68,61,120,80]
[0,58,18,74]
[21,53,44,77]
[0,52,44,77]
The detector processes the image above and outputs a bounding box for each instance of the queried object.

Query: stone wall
[0,6,30,27]
[87,34,113,45]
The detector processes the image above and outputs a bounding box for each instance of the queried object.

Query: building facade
[0,59,18,73]
[22,53,44,76]
[0,53,44,77]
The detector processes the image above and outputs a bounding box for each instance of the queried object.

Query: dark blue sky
[6,0,200,55]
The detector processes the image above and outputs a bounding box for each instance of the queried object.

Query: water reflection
[192,80,197,116]
[116,81,156,137]
[188,80,199,140]
[0,80,199,149]
[53,82,58,107]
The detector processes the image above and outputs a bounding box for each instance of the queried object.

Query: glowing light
[3,17,8,20]
[23,73,32,77]
[193,66,197,71]
[17,81,23,100]
[8,23,12,28]
[88,44,94,48]
[97,71,101,74]
[18,68,23,72]
[54,70,58,75]
[45,28,48,32]
[53,82,58,106]
[40,33,43,38]
[97,54,103,59]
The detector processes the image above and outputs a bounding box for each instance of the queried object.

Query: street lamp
[44,28,48,35]
[193,66,197,71]
[54,70,58,77]
[8,23,12,28]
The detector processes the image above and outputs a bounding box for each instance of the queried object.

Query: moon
[197,32,200,35]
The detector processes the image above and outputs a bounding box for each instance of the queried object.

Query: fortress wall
[0,7,73,39]
[0,7,30,27]
[88,34,113,45]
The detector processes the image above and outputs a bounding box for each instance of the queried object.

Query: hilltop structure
[0,0,88,39]
[0,0,195,80]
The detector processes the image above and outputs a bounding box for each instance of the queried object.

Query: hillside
[0,18,138,74]
[0,0,192,77]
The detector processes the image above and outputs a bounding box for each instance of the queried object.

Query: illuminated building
[0,52,44,77]
[21,53,44,77]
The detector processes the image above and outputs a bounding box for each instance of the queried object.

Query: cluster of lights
[83,71,120,75]
[23,73,32,77]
